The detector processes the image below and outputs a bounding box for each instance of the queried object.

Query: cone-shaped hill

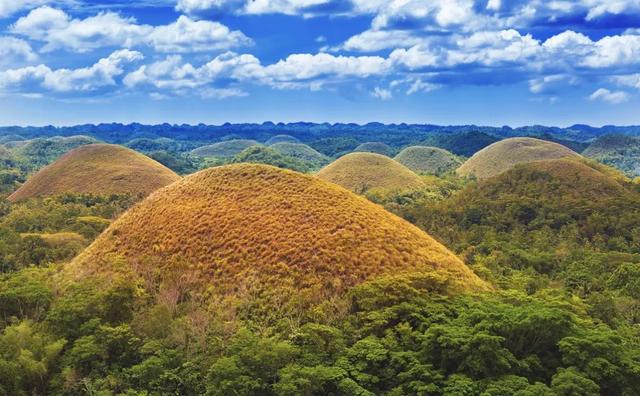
[265,134,300,145]
[67,164,488,304]
[457,137,580,179]
[395,146,463,175]
[317,152,426,193]
[191,139,259,158]
[270,142,330,167]
[8,144,180,202]
[354,142,396,157]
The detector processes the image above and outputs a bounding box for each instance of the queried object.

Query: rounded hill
[270,142,330,167]
[8,144,180,202]
[265,135,300,145]
[191,139,259,158]
[68,164,487,302]
[395,146,462,175]
[583,134,640,178]
[353,142,395,157]
[317,152,426,193]
[457,137,580,179]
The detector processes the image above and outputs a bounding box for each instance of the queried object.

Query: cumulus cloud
[0,49,143,93]
[589,88,630,104]
[372,87,392,100]
[11,6,251,53]
[0,37,37,68]
[176,0,335,16]
[0,0,48,18]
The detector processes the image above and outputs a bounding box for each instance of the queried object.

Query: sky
[1,0,640,126]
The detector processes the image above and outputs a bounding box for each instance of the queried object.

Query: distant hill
[317,152,425,193]
[583,134,640,177]
[309,137,360,158]
[265,135,301,145]
[422,131,500,157]
[395,146,462,175]
[353,142,396,157]
[14,135,99,167]
[191,140,259,158]
[8,144,180,202]
[457,137,580,179]
[231,145,313,173]
[67,164,488,317]
[270,142,330,168]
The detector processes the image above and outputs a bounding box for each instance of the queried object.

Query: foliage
[394,146,463,175]
[191,140,259,158]
[231,146,314,173]
[309,137,360,158]
[354,142,396,157]
[583,133,640,178]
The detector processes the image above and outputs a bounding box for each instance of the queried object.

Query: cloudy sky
[1,0,640,126]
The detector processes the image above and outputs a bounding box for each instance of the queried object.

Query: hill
[270,142,330,168]
[67,164,487,310]
[353,142,395,157]
[317,152,426,193]
[394,146,462,175]
[422,131,500,157]
[14,135,99,167]
[265,135,300,145]
[231,145,313,173]
[191,140,259,158]
[583,134,640,177]
[8,144,180,202]
[457,137,580,179]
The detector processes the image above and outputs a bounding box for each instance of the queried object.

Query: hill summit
[457,137,579,179]
[8,144,180,202]
[395,146,462,175]
[68,164,487,307]
[317,152,425,193]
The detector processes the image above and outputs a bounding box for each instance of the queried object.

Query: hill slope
[317,152,426,193]
[68,164,487,305]
[191,139,259,158]
[8,144,180,202]
[353,142,396,157]
[422,131,500,157]
[270,142,330,167]
[583,134,640,177]
[457,137,580,179]
[395,146,462,175]
[265,135,300,145]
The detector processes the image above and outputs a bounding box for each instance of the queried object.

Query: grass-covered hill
[269,142,330,168]
[8,144,180,202]
[231,145,313,173]
[422,131,500,157]
[317,152,426,193]
[67,164,487,310]
[353,142,396,157]
[190,139,259,158]
[583,134,640,177]
[457,137,580,179]
[12,135,99,168]
[394,146,463,175]
[265,134,301,145]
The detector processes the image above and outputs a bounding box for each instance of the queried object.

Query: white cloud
[341,30,425,52]
[614,73,640,89]
[589,88,630,104]
[0,49,143,93]
[0,37,37,67]
[372,87,392,100]
[0,0,48,18]
[176,0,332,15]
[12,7,250,53]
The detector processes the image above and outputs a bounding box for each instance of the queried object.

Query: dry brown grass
[67,164,488,306]
[457,137,580,179]
[8,144,180,202]
[316,152,426,194]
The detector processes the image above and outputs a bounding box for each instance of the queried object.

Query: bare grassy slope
[395,146,463,174]
[354,142,396,157]
[68,164,488,299]
[457,137,580,179]
[8,144,180,202]
[317,152,425,193]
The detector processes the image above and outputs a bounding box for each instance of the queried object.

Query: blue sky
[1,0,640,126]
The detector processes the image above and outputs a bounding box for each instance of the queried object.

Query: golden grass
[67,164,488,304]
[457,137,580,179]
[316,152,426,194]
[8,144,180,202]
[394,146,463,174]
